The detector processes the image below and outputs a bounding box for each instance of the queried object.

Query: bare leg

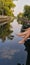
[19,33,29,44]
[17,30,29,37]
[16,28,30,44]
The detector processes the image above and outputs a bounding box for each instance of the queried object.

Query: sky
[13,0,30,16]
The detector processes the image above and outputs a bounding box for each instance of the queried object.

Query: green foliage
[0,23,13,42]
[17,5,30,25]
[17,13,23,18]
[17,5,30,20]
[0,0,16,16]
[17,13,23,24]
[23,5,30,20]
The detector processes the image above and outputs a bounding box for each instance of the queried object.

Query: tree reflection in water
[24,39,30,65]
[0,23,14,42]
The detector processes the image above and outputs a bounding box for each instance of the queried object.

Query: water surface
[0,19,29,65]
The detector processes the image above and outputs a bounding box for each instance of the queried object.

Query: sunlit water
[0,19,28,65]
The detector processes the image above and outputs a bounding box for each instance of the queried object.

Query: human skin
[17,28,30,44]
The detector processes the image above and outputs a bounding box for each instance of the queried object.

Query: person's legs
[17,28,30,37]
[18,28,30,44]
[19,33,29,44]
[16,27,30,44]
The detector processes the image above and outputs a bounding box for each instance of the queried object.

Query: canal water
[0,19,30,65]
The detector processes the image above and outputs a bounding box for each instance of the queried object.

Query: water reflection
[0,23,14,42]
[0,19,30,65]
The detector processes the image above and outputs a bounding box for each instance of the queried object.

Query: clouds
[14,0,30,16]
[11,19,22,34]
[0,49,20,59]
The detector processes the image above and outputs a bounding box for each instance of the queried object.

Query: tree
[0,0,16,16]
[17,5,30,25]
[23,5,30,20]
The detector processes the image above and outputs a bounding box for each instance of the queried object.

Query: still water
[0,19,30,65]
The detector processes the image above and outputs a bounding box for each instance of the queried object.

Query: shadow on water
[24,39,30,65]
[0,23,14,42]
[17,39,30,65]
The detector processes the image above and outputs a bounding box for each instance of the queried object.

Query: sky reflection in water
[0,20,27,65]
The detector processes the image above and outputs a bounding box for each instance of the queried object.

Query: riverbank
[0,15,14,24]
